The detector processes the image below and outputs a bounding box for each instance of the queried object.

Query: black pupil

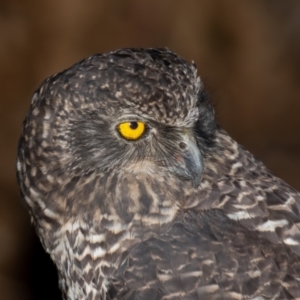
[130,122,138,130]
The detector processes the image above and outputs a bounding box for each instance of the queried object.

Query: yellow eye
[117,121,146,140]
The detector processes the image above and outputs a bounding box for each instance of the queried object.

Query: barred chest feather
[38,172,185,300]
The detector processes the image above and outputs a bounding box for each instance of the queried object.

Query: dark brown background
[1,1,300,299]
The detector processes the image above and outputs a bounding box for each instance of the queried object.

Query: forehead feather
[37,48,202,126]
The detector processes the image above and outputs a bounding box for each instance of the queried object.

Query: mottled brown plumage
[17,48,300,299]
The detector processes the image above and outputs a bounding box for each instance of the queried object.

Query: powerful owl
[17,48,300,299]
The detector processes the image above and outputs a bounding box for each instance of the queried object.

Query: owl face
[69,102,203,187]
[32,49,208,186]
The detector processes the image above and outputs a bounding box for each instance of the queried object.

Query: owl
[17,48,300,299]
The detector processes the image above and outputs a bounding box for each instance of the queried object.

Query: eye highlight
[117,121,146,140]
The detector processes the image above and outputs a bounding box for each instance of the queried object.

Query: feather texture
[17,48,300,299]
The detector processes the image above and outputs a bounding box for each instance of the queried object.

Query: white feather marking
[108,242,120,254]
[44,110,51,120]
[43,208,60,219]
[92,247,106,258]
[115,91,122,97]
[76,246,93,260]
[162,292,187,299]
[17,160,21,172]
[157,273,173,282]
[180,271,203,278]
[32,107,40,116]
[24,196,34,208]
[284,237,299,245]
[286,196,296,206]
[232,162,242,169]
[36,196,46,210]
[233,203,257,210]
[42,123,50,139]
[225,292,243,300]
[248,269,261,278]
[227,211,254,220]
[200,180,210,189]
[61,220,89,237]
[87,234,106,243]
[256,219,288,232]
[197,284,219,294]
[202,259,215,265]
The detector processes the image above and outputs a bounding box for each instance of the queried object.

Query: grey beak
[173,130,204,188]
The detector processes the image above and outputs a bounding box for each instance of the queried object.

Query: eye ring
[117,121,146,141]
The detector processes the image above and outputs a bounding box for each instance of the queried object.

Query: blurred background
[1,0,300,299]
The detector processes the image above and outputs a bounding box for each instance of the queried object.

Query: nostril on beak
[179,142,187,150]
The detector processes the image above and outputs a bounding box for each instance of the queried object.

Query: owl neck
[43,172,187,299]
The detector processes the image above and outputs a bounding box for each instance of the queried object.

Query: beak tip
[192,174,202,188]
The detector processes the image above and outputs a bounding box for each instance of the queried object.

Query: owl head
[17,48,217,254]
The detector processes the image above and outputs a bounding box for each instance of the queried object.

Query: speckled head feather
[17,48,300,300]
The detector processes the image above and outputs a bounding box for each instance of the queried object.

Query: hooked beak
[173,130,204,188]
